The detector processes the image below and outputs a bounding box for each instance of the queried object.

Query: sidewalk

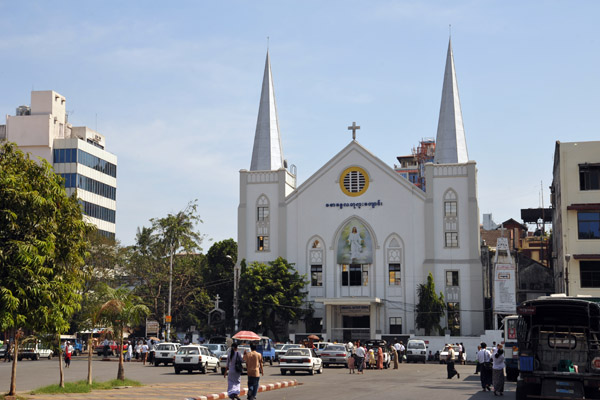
[25,379,298,400]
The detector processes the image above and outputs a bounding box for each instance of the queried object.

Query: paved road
[255,363,516,400]
[1,356,516,399]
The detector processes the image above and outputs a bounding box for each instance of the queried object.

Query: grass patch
[30,379,141,395]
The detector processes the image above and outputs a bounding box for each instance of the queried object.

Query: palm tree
[99,287,149,381]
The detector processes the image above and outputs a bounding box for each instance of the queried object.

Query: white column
[326,305,334,342]
[370,304,377,339]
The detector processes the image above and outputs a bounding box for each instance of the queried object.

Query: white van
[406,339,427,363]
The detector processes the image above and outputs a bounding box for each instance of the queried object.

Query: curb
[184,379,298,400]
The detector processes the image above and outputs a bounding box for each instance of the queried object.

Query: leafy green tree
[0,143,90,395]
[125,203,209,338]
[238,257,309,341]
[201,239,237,333]
[151,201,204,341]
[415,272,446,336]
[99,286,149,381]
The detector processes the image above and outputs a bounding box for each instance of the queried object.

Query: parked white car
[406,339,427,363]
[174,345,219,374]
[314,342,334,357]
[205,343,228,359]
[153,342,180,366]
[279,347,323,375]
[274,343,302,361]
[438,345,458,364]
[18,343,53,360]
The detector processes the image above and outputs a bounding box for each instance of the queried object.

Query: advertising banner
[494,263,516,314]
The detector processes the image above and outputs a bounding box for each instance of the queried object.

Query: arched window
[308,238,324,287]
[256,195,270,252]
[443,190,458,248]
[386,236,402,286]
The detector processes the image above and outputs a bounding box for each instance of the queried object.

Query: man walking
[243,344,264,400]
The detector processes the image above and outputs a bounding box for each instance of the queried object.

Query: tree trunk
[58,333,64,388]
[117,324,125,381]
[87,336,93,385]
[8,335,18,396]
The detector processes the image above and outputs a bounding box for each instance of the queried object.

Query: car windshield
[324,345,345,352]
[275,344,285,350]
[157,344,174,351]
[442,346,451,352]
[205,344,218,351]
[286,349,310,356]
[408,342,425,349]
[177,347,199,355]
[283,344,301,350]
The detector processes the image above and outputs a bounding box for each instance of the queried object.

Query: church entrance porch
[315,298,381,343]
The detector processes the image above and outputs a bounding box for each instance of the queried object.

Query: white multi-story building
[237,41,483,341]
[552,140,600,296]
[2,90,117,239]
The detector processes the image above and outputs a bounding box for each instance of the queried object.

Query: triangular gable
[286,140,426,203]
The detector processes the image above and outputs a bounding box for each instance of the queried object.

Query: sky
[1,1,599,249]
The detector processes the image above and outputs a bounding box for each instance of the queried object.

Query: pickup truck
[516,296,600,400]
[18,343,53,360]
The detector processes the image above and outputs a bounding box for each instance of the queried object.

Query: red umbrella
[232,330,261,341]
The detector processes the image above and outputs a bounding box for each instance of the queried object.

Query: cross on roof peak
[347,122,360,141]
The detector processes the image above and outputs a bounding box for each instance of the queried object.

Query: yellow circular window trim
[339,166,369,197]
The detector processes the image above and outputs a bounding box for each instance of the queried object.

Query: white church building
[237,41,484,341]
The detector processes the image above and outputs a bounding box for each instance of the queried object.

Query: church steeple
[250,51,285,171]
[433,39,469,164]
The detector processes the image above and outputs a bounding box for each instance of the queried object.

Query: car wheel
[318,364,323,374]
[201,363,207,374]
[175,367,181,374]
[309,366,315,375]
[35,354,40,361]
[213,364,218,372]
[280,369,286,375]
[154,361,160,367]
[269,358,273,366]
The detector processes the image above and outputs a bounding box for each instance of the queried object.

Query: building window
[578,212,600,239]
[447,302,460,336]
[257,236,269,251]
[446,271,459,286]
[390,317,402,334]
[257,206,269,221]
[389,263,401,285]
[445,201,457,217]
[341,264,368,286]
[311,265,323,287]
[78,200,115,223]
[445,232,458,248]
[339,166,369,197]
[580,261,600,288]
[580,164,600,191]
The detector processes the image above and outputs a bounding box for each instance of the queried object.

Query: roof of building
[433,39,469,164]
[250,51,284,171]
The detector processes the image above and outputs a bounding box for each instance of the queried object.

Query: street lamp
[166,240,174,341]
[565,254,571,296]
[227,255,240,332]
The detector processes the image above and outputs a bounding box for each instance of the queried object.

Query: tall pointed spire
[250,51,284,171]
[433,39,469,164]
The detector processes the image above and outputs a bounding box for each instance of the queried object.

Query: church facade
[237,41,484,341]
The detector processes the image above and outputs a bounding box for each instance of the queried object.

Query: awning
[567,203,600,211]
